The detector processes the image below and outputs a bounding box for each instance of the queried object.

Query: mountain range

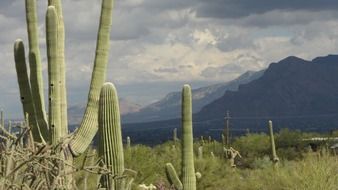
[123,54,338,144]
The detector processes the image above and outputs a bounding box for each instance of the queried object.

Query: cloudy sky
[1,0,338,119]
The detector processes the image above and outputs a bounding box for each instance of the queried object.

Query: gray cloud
[2,0,338,119]
[154,67,179,73]
[195,0,338,19]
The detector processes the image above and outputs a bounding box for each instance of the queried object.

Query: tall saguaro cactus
[268,120,279,164]
[15,0,114,150]
[12,0,115,188]
[48,0,68,135]
[166,84,197,190]
[181,85,196,190]
[98,83,125,190]
[46,6,62,144]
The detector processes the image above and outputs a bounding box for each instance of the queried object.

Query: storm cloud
[1,0,338,118]
[195,0,338,19]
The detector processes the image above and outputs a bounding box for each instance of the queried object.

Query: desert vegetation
[0,0,337,189]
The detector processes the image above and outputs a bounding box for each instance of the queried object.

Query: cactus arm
[181,84,196,190]
[25,0,49,134]
[69,0,114,156]
[123,169,137,190]
[195,172,202,179]
[98,83,125,190]
[268,120,279,163]
[48,0,68,135]
[165,163,183,190]
[125,178,134,190]
[14,39,46,143]
[46,6,61,144]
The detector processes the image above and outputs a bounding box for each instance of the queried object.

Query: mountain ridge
[122,70,265,123]
[123,54,338,144]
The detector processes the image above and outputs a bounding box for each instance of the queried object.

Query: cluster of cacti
[165,85,200,190]
[12,0,115,187]
[268,120,279,164]
[16,0,114,148]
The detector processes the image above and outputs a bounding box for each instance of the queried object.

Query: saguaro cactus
[25,0,49,137]
[181,85,196,190]
[14,0,115,187]
[126,136,131,150]
[15,0,114,150]
[98,83,125,190]
[173,128,178,142]
[14,40,44,142]
[268,120,279,164]
[166,84,197,190]
[46,6,62,144]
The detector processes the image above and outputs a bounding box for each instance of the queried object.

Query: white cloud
[192,29,217,45]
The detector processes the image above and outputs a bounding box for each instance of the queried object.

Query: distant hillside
[123,55,338,145]
[68,98,141,125]
[122,70,264,123]
[198,55,338,120]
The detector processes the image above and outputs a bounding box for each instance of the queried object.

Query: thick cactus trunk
[48,0,68,135]
[98,83,125,190]
[46,6,61,145]
[181,84,196,190]
[166,85,198,190]
[70,0,115,156]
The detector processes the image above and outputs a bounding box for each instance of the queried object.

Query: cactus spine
[166,84,197,190]
[98,83,125,190]
[268,120,279,163]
